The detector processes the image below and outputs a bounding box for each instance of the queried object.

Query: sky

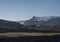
[0,0,60,21]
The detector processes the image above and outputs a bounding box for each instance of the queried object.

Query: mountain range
[0,16,60,32]
[0,19,41,32]
[18,16,60,26]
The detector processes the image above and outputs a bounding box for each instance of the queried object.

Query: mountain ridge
[18,16,60,26]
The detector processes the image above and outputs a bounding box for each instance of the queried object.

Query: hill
[0,19,24,32]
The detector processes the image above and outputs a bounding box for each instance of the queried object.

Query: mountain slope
[0,19,25,32]
[23,16,60,26]
[0,19,24,28]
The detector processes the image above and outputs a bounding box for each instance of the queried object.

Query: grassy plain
[0,32,60,37]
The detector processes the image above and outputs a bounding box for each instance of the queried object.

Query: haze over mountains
[0,16,60,32]
[0,19,41,32]
[18,16,60,26]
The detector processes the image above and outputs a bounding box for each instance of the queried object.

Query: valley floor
[0,32,60,37]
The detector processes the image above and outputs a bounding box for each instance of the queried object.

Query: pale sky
[0,0,60,21]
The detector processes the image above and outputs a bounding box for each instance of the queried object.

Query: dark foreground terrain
[0,35,60,42]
